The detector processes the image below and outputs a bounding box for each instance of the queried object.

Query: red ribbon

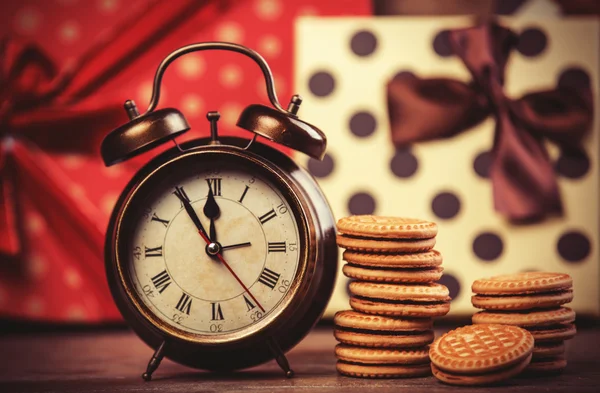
[0,0,234,261]
[387,21,593,222]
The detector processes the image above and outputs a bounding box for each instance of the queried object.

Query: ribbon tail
[0,150,22,259]
[490,112,562,222]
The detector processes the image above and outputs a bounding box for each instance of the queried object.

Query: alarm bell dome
[237,100,327,160]
[101,102,190,166]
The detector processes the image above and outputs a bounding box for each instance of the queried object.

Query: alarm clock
[100,43,337,381]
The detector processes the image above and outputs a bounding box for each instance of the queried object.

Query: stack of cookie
[333,216,452,378]
[430,324,534,386]
[471,272,576,375]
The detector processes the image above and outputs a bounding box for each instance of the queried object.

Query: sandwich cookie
[337,235,435,253]
[337,361,432,379]
[525,356,567,374]
[343,264,444,283]
[532,342,565,360]
[527,323,577,342]
[431,356,531,386]
[343,250,443,268]
[337,216,438,239]
[472,289,574,310]
[335,344,430,364]
[336,216,437,253]
[429,324,534,386]
[349,282,451,317]
[472,272,573,295]
[472,307,575,327]
[333,310,434,348]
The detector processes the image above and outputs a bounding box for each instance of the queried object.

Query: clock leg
[267,338,294,378]
[142,341,166,381]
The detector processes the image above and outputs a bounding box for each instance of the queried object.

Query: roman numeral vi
[211,302,224,320]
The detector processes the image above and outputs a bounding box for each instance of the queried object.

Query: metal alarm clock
[101,43,337,381]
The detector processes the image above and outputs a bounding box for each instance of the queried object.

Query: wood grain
[0,326,598,392]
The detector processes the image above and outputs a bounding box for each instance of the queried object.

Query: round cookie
[343,250,443,268]
[335,344,430,365]
[472,272,573,295]
[343,265,443,283]
[350,296,451,317]
[431,355,532,386]
[472,307,575,327]
[337,235,436,253]
[337,361,431,378]
[532,342,565,360]
[349,282,450,301]
[527,323,577,342]
[471,289,574,310]
[334,310,432,332]
[525,356,567,373]
[337,216,438,239]
[429,324,534,374]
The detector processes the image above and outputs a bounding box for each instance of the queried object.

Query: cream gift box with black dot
[294,16,599,317]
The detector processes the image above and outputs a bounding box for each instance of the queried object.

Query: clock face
[121,157,302,336]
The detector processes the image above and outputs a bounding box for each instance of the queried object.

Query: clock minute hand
[174,187,209,237]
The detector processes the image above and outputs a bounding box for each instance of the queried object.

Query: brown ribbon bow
[387,22,593,222]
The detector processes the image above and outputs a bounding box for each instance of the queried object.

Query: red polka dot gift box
[0,0,371,323]
[294,16,599,317]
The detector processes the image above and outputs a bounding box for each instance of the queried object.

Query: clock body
[105,137,337,371]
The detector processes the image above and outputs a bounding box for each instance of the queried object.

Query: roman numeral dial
[129,168,301,335]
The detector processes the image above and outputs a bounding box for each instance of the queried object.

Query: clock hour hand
[173,187,208,238]
[220,242,251,251]
[203,187,220,242]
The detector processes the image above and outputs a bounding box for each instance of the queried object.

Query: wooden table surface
[1,325,598,393]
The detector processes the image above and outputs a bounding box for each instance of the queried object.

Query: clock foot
[267,338,294,378]
[142,341,166,382]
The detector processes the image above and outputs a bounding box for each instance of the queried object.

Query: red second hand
[198,230,265,313]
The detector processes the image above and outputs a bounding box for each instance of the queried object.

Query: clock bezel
[105,137,337,370]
